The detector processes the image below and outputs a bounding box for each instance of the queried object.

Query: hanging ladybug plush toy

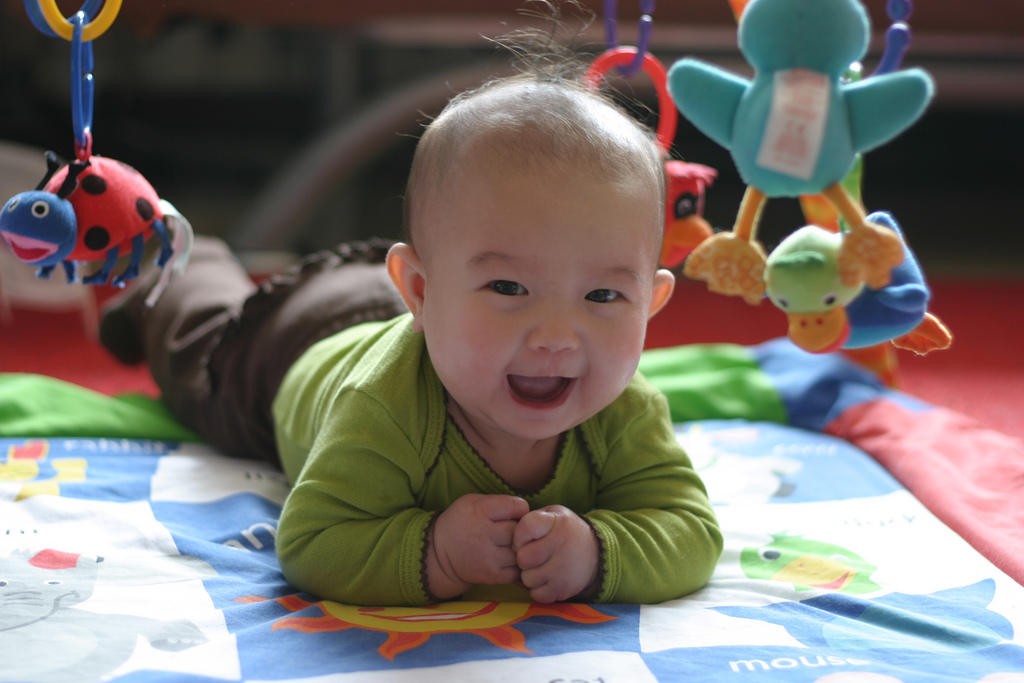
[2,152,173,287]
[0,0,187,288]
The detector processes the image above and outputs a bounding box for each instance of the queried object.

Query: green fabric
[274,315,722,606]
[638,344,788,424]
[0,373,201,442]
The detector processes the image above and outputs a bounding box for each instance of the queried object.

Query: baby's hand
[513,506,599,603]
[427,494,529,600]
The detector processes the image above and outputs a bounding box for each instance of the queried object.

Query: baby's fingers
[485,547,523,585]
[490,519,519,549]
[513,508,557,551]
[523,576,560,604]
[482,495,530,523]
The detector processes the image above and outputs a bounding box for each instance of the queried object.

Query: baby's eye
[586,289,620,303]
[490,280,526,296]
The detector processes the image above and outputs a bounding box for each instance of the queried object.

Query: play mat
[2,340,1023,682]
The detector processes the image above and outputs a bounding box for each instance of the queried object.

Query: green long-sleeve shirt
[273,314,721,605]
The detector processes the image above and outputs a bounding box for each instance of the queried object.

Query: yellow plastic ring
[37,0,123,42]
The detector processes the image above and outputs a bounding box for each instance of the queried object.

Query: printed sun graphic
[237,594,616,660]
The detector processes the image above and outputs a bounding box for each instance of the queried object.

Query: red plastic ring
[584,47,678,153]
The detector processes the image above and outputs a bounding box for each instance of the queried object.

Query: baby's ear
[648,268,676,319]
[386,243,427,331]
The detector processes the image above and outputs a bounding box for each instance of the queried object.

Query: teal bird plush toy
[765,211,951,355]
[668,0,934,304]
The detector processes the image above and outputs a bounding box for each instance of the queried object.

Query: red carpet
[0,285,159,397]
[2,278,1022,441]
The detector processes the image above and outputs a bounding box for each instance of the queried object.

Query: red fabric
[826,398,1024,585]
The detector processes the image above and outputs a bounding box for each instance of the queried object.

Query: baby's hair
[402,16,667,252]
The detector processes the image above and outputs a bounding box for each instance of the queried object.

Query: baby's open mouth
[507,375,573,405]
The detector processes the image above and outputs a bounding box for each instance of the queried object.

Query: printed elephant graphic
[0,548,208,683]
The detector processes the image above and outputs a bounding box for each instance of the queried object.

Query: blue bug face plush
[2,189,79,267]
[1,156,87,271]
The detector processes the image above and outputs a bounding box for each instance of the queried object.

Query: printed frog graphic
[741,532,881,594]
[0,548,208,683]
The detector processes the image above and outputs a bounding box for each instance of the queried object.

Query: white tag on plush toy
[756,68,830,180]
[144,200,194,308]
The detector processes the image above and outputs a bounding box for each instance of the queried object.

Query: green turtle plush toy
[765,211,950,354]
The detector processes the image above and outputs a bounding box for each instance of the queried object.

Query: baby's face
[413,159,672,448]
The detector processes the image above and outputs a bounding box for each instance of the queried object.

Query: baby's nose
[527,309,580,353]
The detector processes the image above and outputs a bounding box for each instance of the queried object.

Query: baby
[101,65,722,606]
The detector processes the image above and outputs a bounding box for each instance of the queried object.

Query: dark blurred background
[1,0,1022,274]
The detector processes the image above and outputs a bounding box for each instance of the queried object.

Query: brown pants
[126,236,407,465]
